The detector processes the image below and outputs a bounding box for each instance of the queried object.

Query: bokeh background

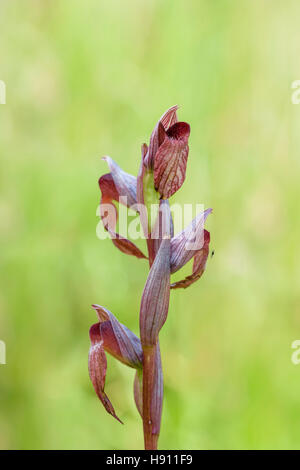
[1,0,300,450]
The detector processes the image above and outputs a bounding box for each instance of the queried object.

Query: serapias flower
[89,305,143,423]
[143,105,190,199]
[170,208,212,289]
[98,162,147,259]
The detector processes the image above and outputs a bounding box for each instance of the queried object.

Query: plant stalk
[142,345,158,450]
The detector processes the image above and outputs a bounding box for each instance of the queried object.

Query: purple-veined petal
[171,229,210,289]
[103,156,137,207]
[160,105,178,130]
[89,305,144,423]
[144,106,179,169]
[92,304,143,369]
[170,208,212,274]
[88,323,123,423]
[154,122,190,199]
[99,174,147,260]
[139,228,171,347]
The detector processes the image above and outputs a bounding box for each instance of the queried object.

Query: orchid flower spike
[90,106,212,450]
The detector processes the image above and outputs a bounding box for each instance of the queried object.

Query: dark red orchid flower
[90,106,212,449]
[89,305,143,423]
[98,159,147,259]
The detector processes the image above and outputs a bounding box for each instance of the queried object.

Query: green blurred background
[1,0,300,450]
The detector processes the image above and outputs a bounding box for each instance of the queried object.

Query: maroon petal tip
[166,121,190,141]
